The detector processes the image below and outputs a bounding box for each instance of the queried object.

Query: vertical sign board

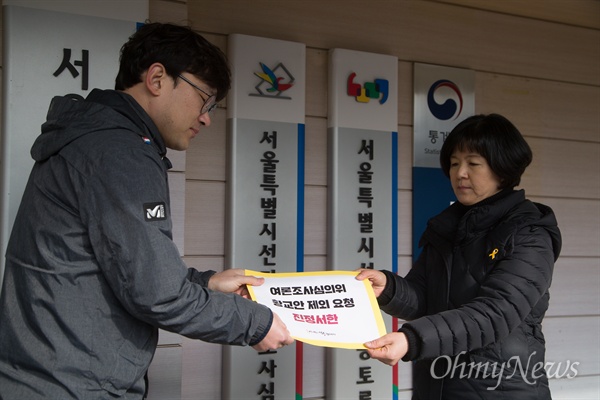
[327,48,398,400]
[0,5,139,289]
[413,63,475,261]
[224,34,305,400]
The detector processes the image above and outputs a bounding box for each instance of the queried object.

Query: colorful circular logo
[427,79,463,120]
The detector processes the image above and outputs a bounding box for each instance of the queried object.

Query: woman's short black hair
[439,113,533,189]
[115,22,230,102]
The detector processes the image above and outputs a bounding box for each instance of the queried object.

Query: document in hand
[245,270,387,349]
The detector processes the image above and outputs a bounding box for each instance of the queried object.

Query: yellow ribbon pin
[489,248,499,260]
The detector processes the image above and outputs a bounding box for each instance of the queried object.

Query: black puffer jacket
[379,189,561,399]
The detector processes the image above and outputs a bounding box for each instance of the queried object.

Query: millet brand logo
[144,202,166,221]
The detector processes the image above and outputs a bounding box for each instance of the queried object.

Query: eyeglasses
[177,74,218,115]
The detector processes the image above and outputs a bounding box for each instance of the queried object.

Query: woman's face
[449,149,502,206]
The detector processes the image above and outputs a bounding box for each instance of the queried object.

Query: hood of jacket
[31,89,168,164]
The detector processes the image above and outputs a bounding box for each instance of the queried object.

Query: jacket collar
[424,189,526,245]
[86,89,171,167]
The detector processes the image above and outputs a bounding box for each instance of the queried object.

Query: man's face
[155,74,215,151]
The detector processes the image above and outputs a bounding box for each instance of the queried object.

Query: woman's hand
[355,268,387,298]
[364,332,409,366]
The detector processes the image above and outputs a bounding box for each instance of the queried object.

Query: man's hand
[355,268,387,298]
[363,332,408,366]
[207,269,264,298]
[252,312,295,352]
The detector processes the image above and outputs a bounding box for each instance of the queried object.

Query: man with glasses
[0,23,294,400]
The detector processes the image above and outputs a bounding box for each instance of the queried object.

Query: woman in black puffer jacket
[358,113,561,400]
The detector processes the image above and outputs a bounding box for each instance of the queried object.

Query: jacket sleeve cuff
[249,309,273,347]
[377,269,397,307]
[186,268,216,287]
[399,324,421,361]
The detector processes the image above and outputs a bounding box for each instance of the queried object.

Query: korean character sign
[245,270,387,349]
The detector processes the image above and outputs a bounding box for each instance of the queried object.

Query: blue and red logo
[427,79,463,120]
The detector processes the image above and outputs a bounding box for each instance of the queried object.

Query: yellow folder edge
[244,269,387,349]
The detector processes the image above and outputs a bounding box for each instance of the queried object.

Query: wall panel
[435,0,600,30]
[397,125,413,190]
[550,375,600,400]
[548,257,600,317]
[306,48,328,119]
[304,254,327,272]
[398,61,414,126]
[149,0,186,24]
[147,345,182,400]
[304,185,327,256]
[184,180,225,256]
[190,0,600,85]
[476,72,600,143]
[544,316,600,376]
[305,116,327,186]
[531,196,600,258]
[177,259,224,400]
[523,139,600,200]
[185,107,227,181]
[302,344,326,399]
[398,190,413,257]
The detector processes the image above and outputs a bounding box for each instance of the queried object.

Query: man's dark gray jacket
[0,89,272,399]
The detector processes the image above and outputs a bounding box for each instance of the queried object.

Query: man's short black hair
[115,22,230,102]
